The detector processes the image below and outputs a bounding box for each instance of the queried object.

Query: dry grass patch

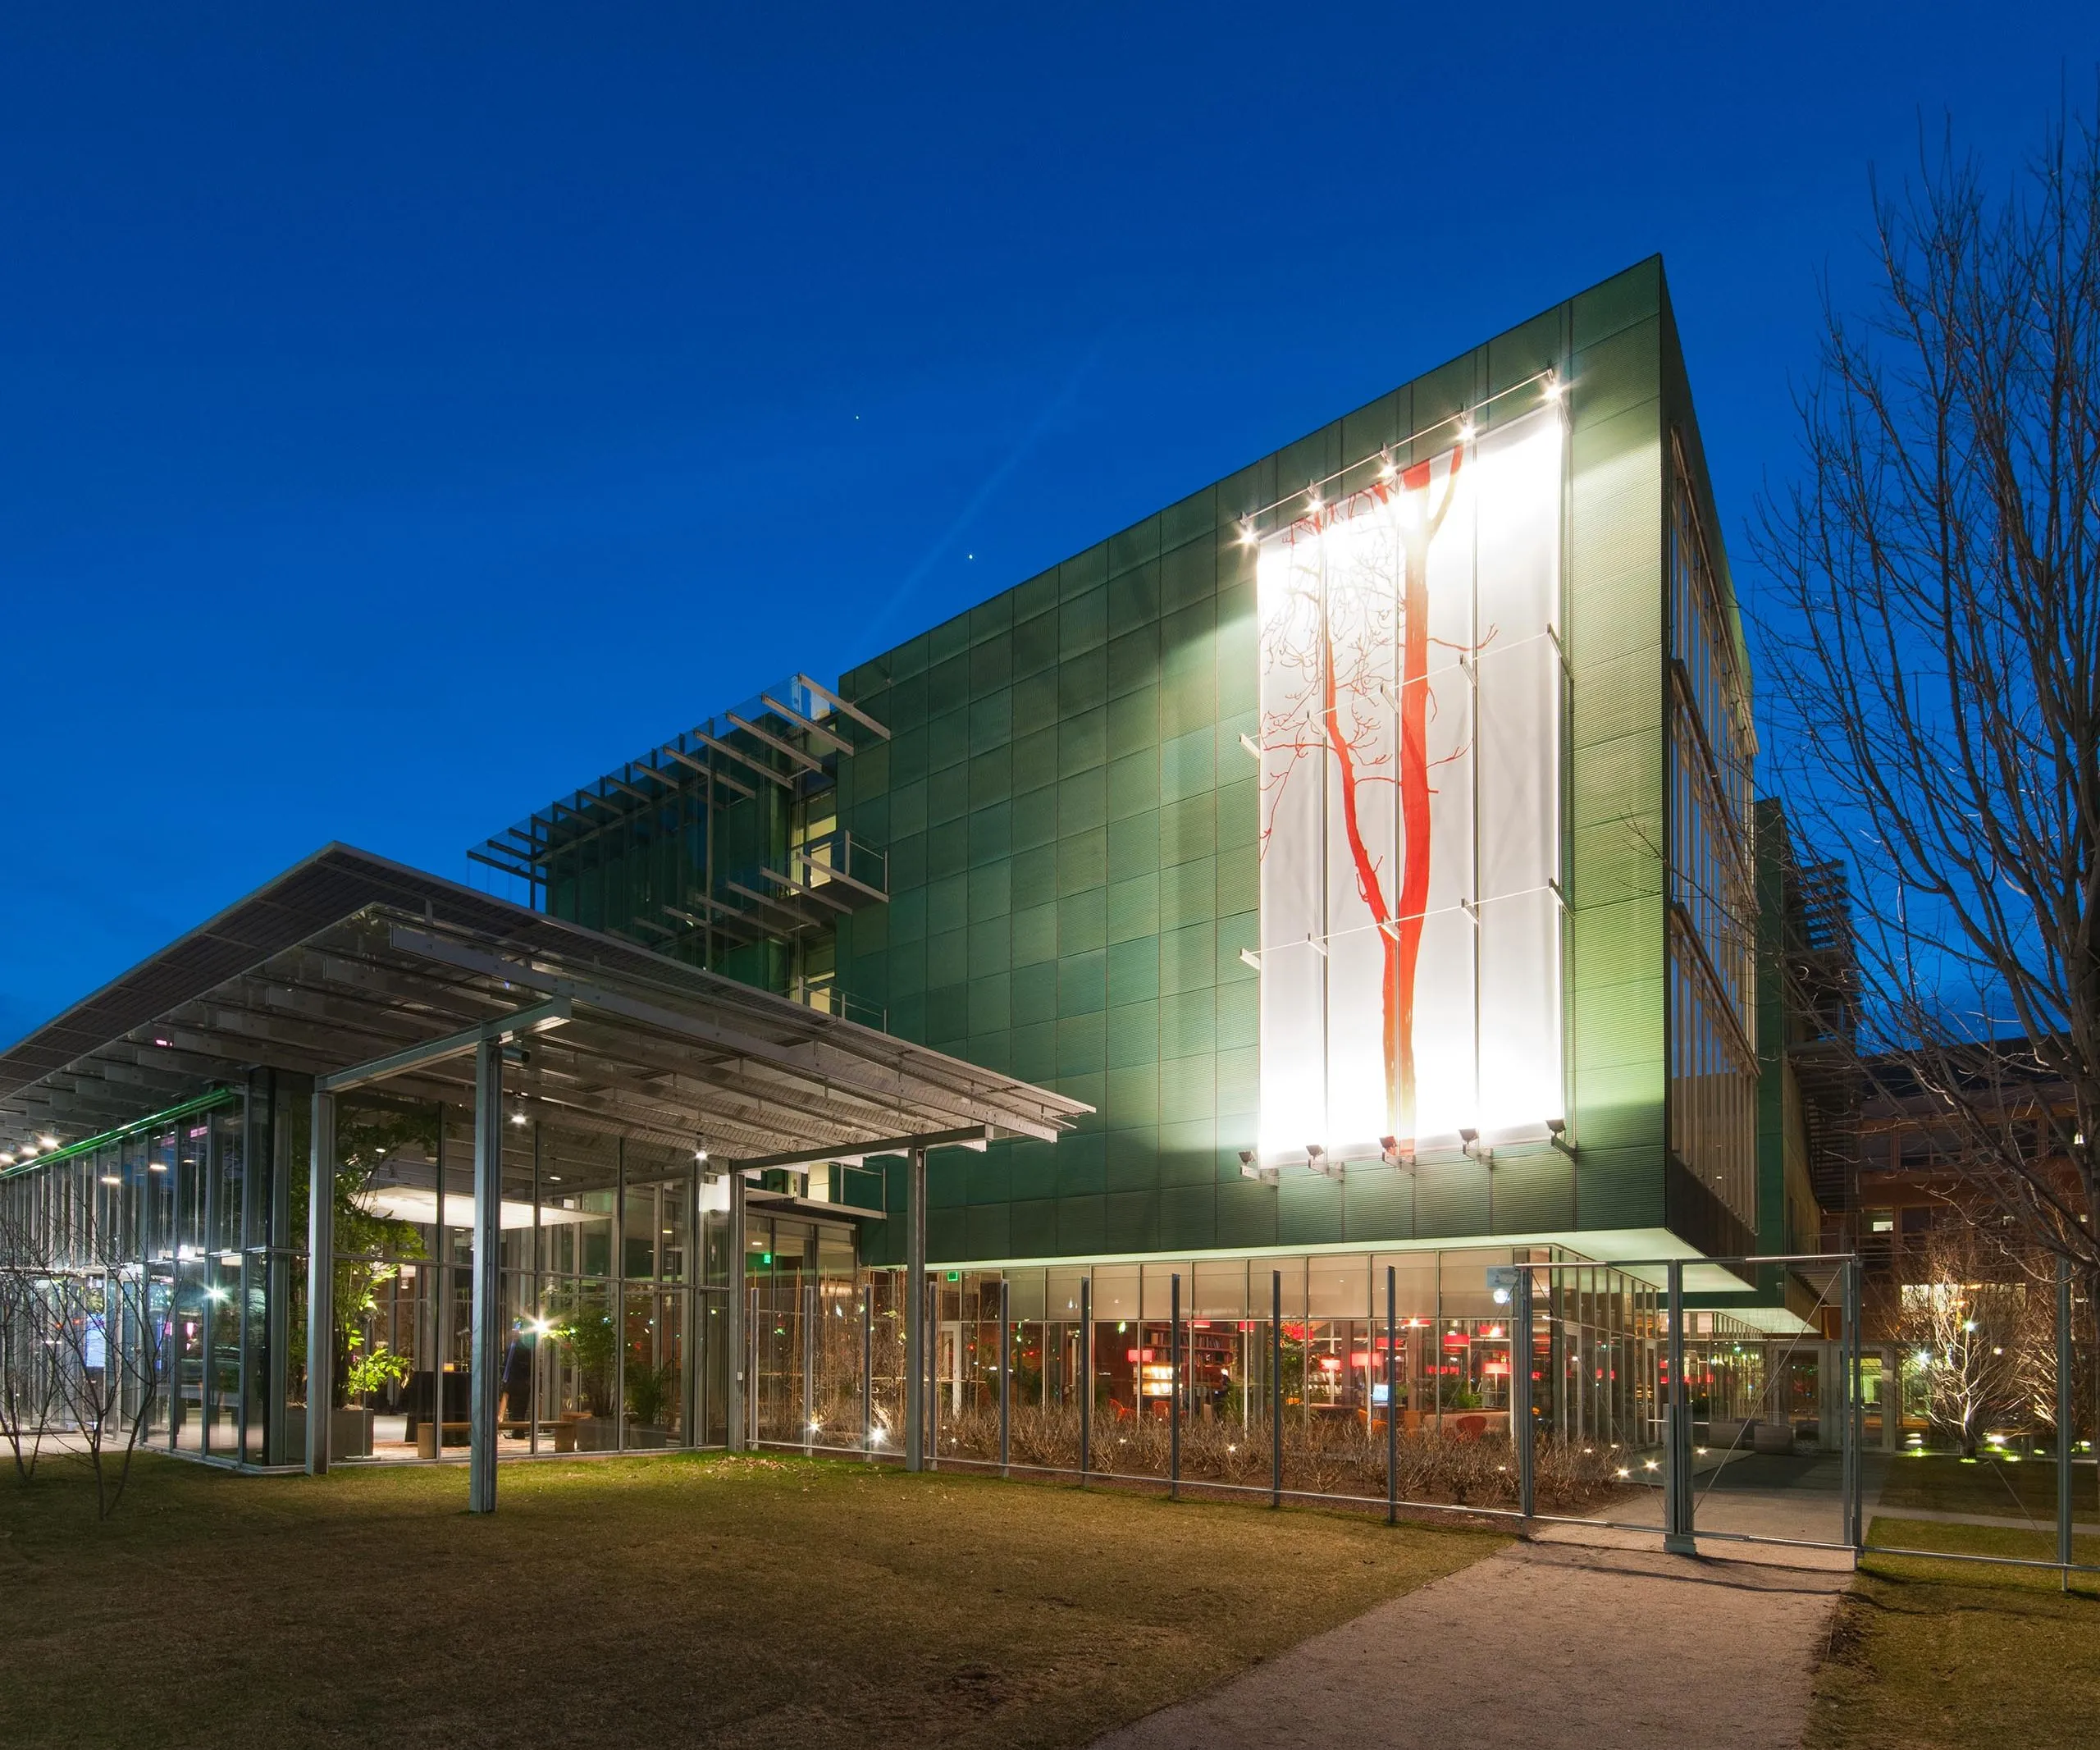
[1807,1519,2100,1749]
[0,1451,1500,1749]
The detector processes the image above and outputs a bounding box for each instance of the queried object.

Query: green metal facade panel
[841,259,1684,1266]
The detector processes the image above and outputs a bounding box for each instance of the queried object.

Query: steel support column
[1270,1268,1283,1508]
[468,1037,503,1515]
[727,1170,746,1452]
[1664,1260,1694,1555]
[1513,1264,1536,1522]
[998,1277,1011,1478]
[860,1283,872,1458]
[905,1146,927,1473]
[1079,1277,1093,1480]
[1843,1259,1864,1550]
[267,1074,293,1466]
[1386,1265,1399,1526]
[2058,1254,2075,1580]
[802,1276,817,1454]
[1169,1272,1181,1501]
[304,1088,335,1476]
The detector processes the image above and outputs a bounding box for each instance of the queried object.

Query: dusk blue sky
[2,5,2094,1048]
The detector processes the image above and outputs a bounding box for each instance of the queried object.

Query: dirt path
[1098,1477,1861,1750]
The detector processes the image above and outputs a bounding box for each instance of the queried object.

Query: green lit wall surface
[829,258,1723,1268]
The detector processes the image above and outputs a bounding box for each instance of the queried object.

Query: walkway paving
[1096,1458,1869,1750]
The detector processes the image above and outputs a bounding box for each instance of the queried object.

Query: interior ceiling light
[38,1134,58,1149]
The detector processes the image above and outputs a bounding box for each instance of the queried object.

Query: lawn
[1806,1519,2100,1749]
[0,1452,1500,1749]
[1874,1452,2100,1522]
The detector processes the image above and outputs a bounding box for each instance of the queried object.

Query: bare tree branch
[1755,99,2100,1273]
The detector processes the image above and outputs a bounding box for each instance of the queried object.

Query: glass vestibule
[343,1113,731,1462]
[751,1246,1694,1471]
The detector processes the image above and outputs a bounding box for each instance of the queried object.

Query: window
[1666,436,1759,1228]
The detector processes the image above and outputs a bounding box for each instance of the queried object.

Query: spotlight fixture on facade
[1379,1135,1413,1170]
[1457,419,1476,443]
[509,1108,528,1127]
[1238,1149,1277,1185]
[1541,370,1564,402]
[1306,1143,1342,1181]
[1459,1127,1494,1165]
[1378,449,1397,480]
[1239,518,1258,546]
[1547,1116,1576,1158]
[38,1135,59,1150]
[1239,948,1262,971]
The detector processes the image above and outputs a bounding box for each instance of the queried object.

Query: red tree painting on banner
[1257,446,1470,1150]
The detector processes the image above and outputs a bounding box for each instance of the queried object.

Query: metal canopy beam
[315,998,573,1094]
[386,925,1068,1140]
[760,692,853,756]
[728,1125,992,1174]
[692,729,794,789]
[724,711,824,774]
[661,742,756,799]
[797,674,890,741]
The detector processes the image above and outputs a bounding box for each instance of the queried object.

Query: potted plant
[546,1297,619,1450]
[338,1344,409,1458]
[625,1359,676,1447]
[281,1106,432,1463]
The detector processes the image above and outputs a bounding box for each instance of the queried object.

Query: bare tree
[1897,1218,2028,1454]
[0,1199,164,1518]
[0,1244,62,1484]
[1755,103,2100,1270]
[47,1263,164,1519]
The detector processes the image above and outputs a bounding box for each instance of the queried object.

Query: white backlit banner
[1255,405,1564,1165]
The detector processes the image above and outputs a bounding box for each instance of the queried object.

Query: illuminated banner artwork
[1254,404,1564,1166]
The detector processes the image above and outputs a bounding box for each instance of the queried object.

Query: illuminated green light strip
[2,1088,240,1179]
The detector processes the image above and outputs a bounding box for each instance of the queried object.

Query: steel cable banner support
[1079,1277,1092,1483]
[1169,1273,1181,1501]
[1664,1260,1695,1556]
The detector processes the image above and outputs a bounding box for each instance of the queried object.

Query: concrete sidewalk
[1096,1471,1862,1750]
